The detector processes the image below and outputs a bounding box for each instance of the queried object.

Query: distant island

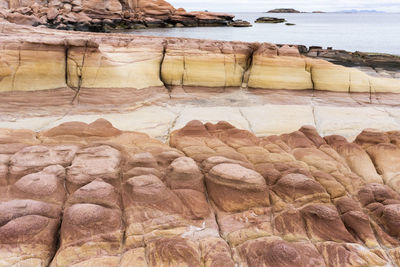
[266,8,385,14]
[267,8,326,14]
[267,8,300,13]
[335,9,385,13]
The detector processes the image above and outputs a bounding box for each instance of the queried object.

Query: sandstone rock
[67,39,165,89]
[6,12,40,26]
[301,204,356,243]
[0,162,66,265]
[51,179,124,266]
[206,163,269,212]
[316,242,390,266]
[9,144,78,183]
[0,39,67,91]
[1,21,400,95]
[66,145,121,193]
[366,143,400,192]
[161,38,254,87]
[235,237,325,267]
[248,43,313,90]
[358,183,400,240]
[2,120,400,265]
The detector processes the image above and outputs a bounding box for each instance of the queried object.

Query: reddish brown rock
[358,183,400,241]
[206,163,269,212]
[51,179,124,266]
[317,242,390,266]
[235,237,326,267]
[0,0,235,30]
[66,145,121,193]
[2,120,400,265]
[8,144,78,184]
[300,204,356,243]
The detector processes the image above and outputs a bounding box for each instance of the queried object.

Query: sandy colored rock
[0,42,66,91]
[161,39,253,87]
[2,22,400,97]
[67,40,165,89]
[248,43,313,90]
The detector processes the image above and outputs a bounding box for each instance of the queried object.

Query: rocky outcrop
[0,0,235,31]
[255,17,286,23]
[267,8,301,13]
[1,118,400,265]
[1,21,399,97]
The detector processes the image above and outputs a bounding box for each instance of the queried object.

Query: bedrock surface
[1,21,400,141]
[1,21,399,94]
[2,118,400,266]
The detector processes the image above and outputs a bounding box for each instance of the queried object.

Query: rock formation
[255,17,286,23]
[0,0,236,31]
[0,21,399,95]
[1,118,400,266]
[2,11,400,266]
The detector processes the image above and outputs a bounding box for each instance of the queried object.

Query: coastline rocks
[1,21,400,96]
[255,17,286,23]
[230,19,252,27]
[0,0,236,31]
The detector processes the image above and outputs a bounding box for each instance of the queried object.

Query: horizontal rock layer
[1,118,400,266]
[1,21,399,95]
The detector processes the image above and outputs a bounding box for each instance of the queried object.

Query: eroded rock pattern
[1,118,400,266]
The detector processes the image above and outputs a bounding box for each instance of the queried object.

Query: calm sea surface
[122,12,400,55]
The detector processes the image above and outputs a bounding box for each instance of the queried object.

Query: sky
[168,0,400,13]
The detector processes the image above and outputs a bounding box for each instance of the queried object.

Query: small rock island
[255,17,286,23]
[267,8,301,13]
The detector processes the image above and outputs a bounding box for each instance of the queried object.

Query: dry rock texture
[1,118,400,266]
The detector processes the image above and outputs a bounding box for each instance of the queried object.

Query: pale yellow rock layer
[1,22,400,93]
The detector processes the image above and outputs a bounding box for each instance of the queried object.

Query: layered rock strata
[1,118,400,265]
[1,21,399,98]
[0,0,236,31]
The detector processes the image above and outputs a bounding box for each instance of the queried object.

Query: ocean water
[122,12,400,55]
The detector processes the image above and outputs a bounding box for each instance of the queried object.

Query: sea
[122,12,400,55]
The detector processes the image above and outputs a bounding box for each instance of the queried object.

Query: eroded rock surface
[1,118,400,266]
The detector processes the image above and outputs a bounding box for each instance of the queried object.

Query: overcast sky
[168,0,400,12]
